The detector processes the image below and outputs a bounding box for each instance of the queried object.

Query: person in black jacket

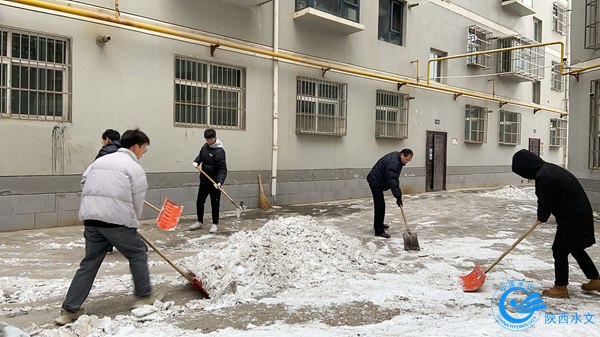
[367,149,413,238]
[95,129,121,160]
[190,129,228,233]
[512,149,600,298]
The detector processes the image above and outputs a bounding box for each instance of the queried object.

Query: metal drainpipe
[271,0,279,204]
[563,0,571,169]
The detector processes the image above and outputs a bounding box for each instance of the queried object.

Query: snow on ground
[3,186,600,337]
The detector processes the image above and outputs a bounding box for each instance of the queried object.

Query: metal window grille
[174,57,246,129]
[496,36,545,81]
[375,90,408,139]
[499,110,521,145]
[296,0,360,22]
[586,0,600,49]
[464,105,488,143]
[549,118,567,148]
[551,61,563,92]
[0,26,71,121]
[466,26,492,69]
[553,2,568,36]
[296,76,347,136]
[590,81,600,168]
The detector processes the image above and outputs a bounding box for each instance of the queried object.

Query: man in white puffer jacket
[55,129,161,325]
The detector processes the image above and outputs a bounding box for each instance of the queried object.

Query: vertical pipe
[270,0,279,203]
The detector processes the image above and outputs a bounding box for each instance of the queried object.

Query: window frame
[466,25,492,69]
[0,26,71,122]
[378,0,405,46]
[464,104,488,144]
[173,56,246,130]
[549,118,567,148]
[585,0,600,49]
[429,49,447,83]
[295,76,347,136]
[295,0,361,22]
[499,110,521,145]
[551,60,563,92]
[496,35,545,81]
[552,2,567,36]
[375,90,409,139]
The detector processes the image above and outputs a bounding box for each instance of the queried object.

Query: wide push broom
[460,220,541,292]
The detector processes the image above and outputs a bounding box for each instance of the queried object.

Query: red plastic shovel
[144,199,183,231]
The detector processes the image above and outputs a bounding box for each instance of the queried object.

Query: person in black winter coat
[95,129,121,160]
[367,149,413,238]
[512,149,600,298]
[190,129,227,233]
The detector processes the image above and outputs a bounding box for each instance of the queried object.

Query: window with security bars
[174,57,245,129]
[375,90,408,139]
[586,0,600,49]
[590,81,600,168]
[551,61,563,92]
[497,36,544,81]
[553,2,567,36]
[0,26,70,121]
[464,105,487,144]
[466,26,492,69]
[499,110,521,145]
[549,118,567,148]
[296,76,347,136]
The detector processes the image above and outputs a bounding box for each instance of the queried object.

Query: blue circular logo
[491,280,547,331]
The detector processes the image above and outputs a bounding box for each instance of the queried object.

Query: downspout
[271,0,279,203]
[563,0,571,169]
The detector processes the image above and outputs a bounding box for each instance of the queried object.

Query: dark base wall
[0,166,521,231]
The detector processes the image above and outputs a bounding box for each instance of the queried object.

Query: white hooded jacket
[78,148,148,228]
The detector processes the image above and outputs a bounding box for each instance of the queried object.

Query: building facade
[0,0,569,230]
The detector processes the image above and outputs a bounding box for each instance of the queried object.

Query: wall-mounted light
[408,3,419,9]
[96,35,111,46]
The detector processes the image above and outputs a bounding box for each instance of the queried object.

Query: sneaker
[581,277,600,292]
[541,285,569,299]
[54,308,87,326]
[209,224,218,233]
[132,291,164,309]
[188,221,203,231]
[383,224,390,229]
[375,232,391,238]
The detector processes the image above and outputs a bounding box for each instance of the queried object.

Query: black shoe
[375,232,391,238]
[383,224,390,229]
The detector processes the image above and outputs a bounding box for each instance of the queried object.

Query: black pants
[369,182,386,234]
[196,182,221,224]
[553,247,600,286]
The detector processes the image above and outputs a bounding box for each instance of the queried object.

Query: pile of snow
[181,216,380,306]
[480,185,536,200]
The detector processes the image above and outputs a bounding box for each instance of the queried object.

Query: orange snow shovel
[461,220,541,292]
[144,199,183,231]
[195,166,247,217]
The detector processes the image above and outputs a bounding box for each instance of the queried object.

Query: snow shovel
[400,206,420,251]
[194,166,247,217]
[138,231,210,298]
[144,199,183,231]
[461,220,541,292]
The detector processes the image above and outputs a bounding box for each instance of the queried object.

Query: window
[174,57,246,129]
[497,36,544,81]
[590,81,600,168]
[429,49,447,83]
[551,61,563,92]
[296,0,360,22]
[549,118,567,148]
[553,2,567,36]
[0,26,70,121]
[296,76,347,136]
[499,110,521,145]
[585,0,600,49]
[464,105,488,144]
[467,26,492,69]
[533,18,542,42]
[533,80,541,104]
[378,0,404,46]
[375,90,408,139]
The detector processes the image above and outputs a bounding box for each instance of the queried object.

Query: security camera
[96,35,111,46]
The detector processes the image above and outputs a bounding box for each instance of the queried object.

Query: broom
[258,174,272,209]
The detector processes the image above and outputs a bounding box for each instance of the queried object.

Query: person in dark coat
[367,149,413,238]
[95,129,121,160]
[512,149,600,298]
[190,128,227,233]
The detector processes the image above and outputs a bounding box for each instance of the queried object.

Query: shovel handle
[400,205,412,234]
[138,231,194,283]
[144,200,161,212]
[194,166,239,208]
[484,220,542,274]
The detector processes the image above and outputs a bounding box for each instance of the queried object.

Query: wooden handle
[485,220,542,273]
[400,205,412,234]
[144,200,161,212]
[194,166,238,207]
[138,231,193,282]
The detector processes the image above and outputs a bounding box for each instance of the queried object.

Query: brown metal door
[528,138,541,156]
[426,131,447,192]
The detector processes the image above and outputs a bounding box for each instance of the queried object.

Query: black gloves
[396,198,403,207]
